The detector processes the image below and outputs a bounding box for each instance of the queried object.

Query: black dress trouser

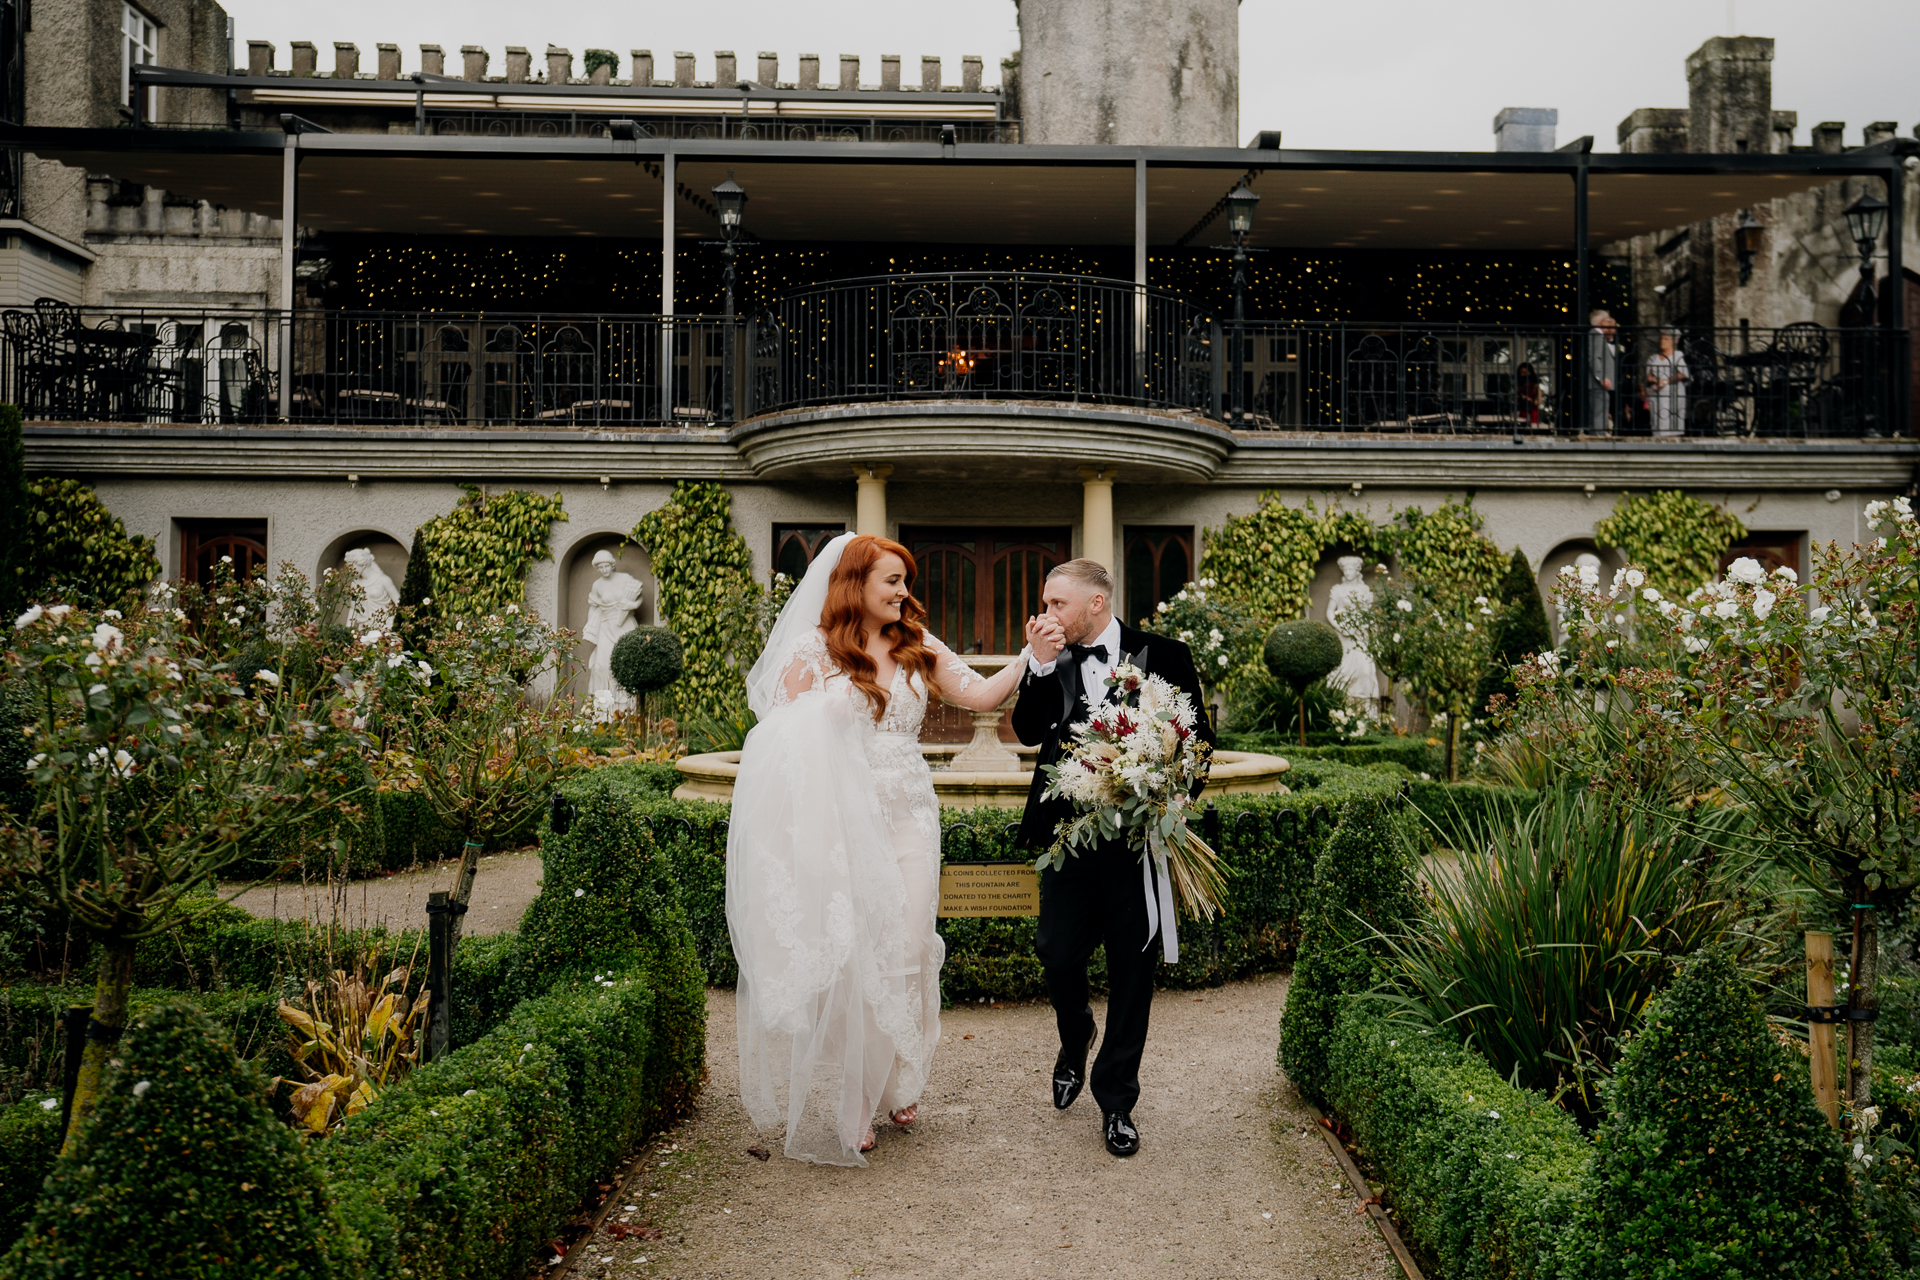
[1035,835,1160,1116]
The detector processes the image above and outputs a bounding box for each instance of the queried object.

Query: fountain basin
[673,746,1290,809]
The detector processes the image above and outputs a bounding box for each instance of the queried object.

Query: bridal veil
[726,533,930,1165]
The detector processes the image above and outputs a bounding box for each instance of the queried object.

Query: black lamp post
[1844,192,1887,301]
[1224,184,1260,424]
[1843,193,1889,438]
[712,170,748,424]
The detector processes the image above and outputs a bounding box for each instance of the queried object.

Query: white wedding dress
[725,537,988,1165]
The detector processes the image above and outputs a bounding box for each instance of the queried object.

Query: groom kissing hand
[1010,558,1215,1159]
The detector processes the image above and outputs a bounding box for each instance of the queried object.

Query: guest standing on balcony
[1515,362,1542,426]
[726,534,1031,1165]
[1586,311,1618,435]
[1645,329,1689,438]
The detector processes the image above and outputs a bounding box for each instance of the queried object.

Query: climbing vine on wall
[1196,493,1328,629]
[1594,490,1747,598]
[1388,499,1509,602]
[21,477,161,607]
[633,482,760,721]
[418,486,568,618]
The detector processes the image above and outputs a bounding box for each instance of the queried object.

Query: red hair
[821,535,940,722]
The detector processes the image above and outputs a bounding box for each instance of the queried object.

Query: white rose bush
[1512,496,1920,1107]
[2,593,369,1150]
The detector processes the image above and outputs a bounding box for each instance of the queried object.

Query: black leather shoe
[1103,1111,1140,1157]
[1052,1023,1097,1110]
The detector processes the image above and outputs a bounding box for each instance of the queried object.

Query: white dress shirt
[1027,615,1124,711]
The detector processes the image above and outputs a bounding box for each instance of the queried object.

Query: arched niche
[317,530,410,620]
[559,533,656,700]
[1537,539,1625,644]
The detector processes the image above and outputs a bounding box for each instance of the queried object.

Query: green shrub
[19,477,160,609]
[0,1098,60,1247]
[0,985,288,1108]
[1263,619,1343,688]
[1219,732,1443,775]
[1474,546,1552,720]
[417,485,567,618]
[1326,1002,1588,1280]
[610,625,684,695]
[0,1003,342,1280]
[524,766,707,1128]
[317,976,653,1280]
[1278,793,1423,1104]
[582,48,618,78]
[1565,948,1886,1279]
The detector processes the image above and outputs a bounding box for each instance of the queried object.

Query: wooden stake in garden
[1806,931,1839,1127]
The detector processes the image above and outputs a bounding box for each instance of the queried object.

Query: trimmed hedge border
[584,758,1409,998]
[1324,1001,1588,1280]
[0,1099,59,1247]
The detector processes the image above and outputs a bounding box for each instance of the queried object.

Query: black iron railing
[420,112,1019,145]
[1,280,1907,439]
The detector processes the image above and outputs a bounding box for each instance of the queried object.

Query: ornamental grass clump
[0,1002,343,1280]
[1371,785,1752,1126]
[1564,948,1887,1278]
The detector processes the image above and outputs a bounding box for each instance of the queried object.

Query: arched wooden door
[179,521,268,584]
[901,526,1069,655]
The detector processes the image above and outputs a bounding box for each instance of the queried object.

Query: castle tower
[1015,0,1239,147]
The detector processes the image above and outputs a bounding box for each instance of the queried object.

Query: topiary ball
[609,625,684,696]
[1263,619,1343,691]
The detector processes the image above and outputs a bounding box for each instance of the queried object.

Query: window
[1123,527,1193,628]
[178,520,268,585]
[772,524,845,583]
[123,4,158,121]
[898,526,1069,654]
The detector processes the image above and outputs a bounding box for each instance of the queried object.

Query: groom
[1013,558,1215,1157]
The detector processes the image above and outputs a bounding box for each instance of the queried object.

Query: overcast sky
[219,0,1918,153]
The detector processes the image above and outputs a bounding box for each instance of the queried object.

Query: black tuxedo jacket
[1009,621,1217,851]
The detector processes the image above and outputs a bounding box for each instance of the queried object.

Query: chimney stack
[290,41,317,78]
[839,54,859,90]
[880,54,901,90]
[376,43,400,81]
[1493,107,1557,152]
[632,51,653,85]
[247,40,273,76]
[715,51,736,85]
[758,52,779,85]
[420,45,444,76]
[921,56,941,92]
[1864,121,1897,147]
[546,46,572,83]
[961,55,982,92]
[674,52,695,86]
[333,42,359,79]
[798,54,820,90]
[1812,121,1845,153]
[461,46,489,81]
[506,47,531,83]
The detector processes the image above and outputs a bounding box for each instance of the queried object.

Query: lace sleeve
[775,631,834,707]
[923,631,981,699]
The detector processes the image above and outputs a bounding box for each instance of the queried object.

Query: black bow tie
[1065,642,1109,665]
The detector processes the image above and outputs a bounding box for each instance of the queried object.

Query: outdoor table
[71,328,160,419]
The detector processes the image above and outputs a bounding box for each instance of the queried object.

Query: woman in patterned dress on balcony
[725,533,1033,1165]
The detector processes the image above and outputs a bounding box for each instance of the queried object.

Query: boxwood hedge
[1325,1002,1588,1280]
[581,758,1411,999]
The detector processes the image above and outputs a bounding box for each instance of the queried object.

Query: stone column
[1078,465,1116,571]
[853,464,893,537]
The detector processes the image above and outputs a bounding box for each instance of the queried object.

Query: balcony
[3,275,1909,440]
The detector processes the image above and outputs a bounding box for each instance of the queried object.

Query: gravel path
[580,974,1395,1280]
[221,850,544,936]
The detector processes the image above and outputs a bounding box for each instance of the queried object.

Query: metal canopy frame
[4,102,1910,432]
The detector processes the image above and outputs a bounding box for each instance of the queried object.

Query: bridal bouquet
[1036,659,1228,921]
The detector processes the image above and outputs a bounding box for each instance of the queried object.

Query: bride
[726,533,1032,1164]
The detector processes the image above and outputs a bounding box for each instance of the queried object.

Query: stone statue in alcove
[1325,555,1381,701]
[583,549,645,714]
[343,547,402,627]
